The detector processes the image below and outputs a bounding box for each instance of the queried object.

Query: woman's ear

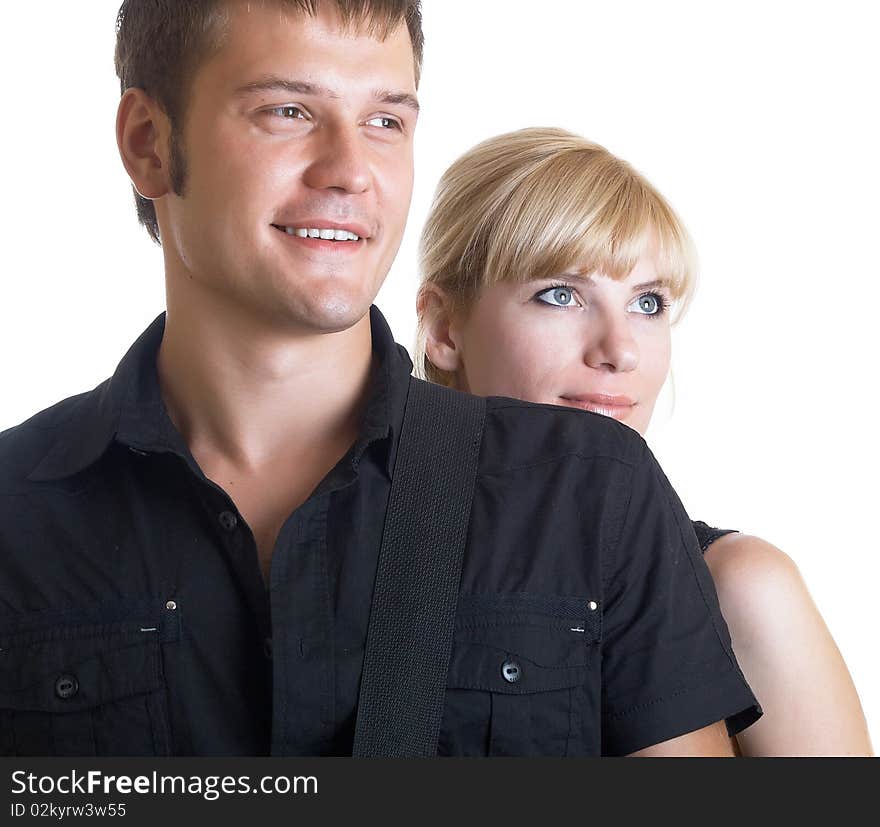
[116,88,173,200]
[417,284,463,374]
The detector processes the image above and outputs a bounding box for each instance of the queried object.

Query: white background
[1,1,877,748]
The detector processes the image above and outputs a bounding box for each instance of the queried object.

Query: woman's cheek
[506,329,569,401]
[639,328,672,406]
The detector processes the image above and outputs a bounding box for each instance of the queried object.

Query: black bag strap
[352,377,486,757]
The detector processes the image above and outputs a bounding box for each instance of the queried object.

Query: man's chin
[268,293,374,336]
[308,308,371,335]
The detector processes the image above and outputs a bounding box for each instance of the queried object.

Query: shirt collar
[350,305,413,475]
[28,305,413,482]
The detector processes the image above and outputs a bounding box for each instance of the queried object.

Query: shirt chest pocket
[437,594,601,757]
[0,606,178,757]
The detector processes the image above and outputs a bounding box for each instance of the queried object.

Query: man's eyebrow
[234,76,419,112]
[234,77,340,98]
[373,89,420,113]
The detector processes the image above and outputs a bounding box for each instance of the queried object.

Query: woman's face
[451,254,673,435]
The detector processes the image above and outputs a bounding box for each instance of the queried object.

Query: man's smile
[274,225,362,241]
[270,219,372,252]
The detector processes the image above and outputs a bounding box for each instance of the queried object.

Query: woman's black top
[692,520,737,554]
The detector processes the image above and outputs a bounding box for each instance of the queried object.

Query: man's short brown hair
[115,0,424,243]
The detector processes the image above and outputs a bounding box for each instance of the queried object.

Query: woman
[415,127,872,756]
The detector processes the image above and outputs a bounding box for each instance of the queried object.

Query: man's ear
[116,88,173,200]
[417,284,463,375]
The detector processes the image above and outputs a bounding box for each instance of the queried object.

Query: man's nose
[583,315,639,373]
[302,122,371,194]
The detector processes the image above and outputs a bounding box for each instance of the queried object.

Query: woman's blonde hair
[416,127,697,387]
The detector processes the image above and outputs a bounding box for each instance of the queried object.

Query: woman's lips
[559,394,636,421]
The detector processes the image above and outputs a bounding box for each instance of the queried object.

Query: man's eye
[627,292,667,316]
[365,116,401,130]
[535,286,578,307]
[269,105,307,120]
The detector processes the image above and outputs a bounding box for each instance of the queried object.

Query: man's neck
[156,292,374,476]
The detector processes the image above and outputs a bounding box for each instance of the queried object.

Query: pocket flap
[446,592,600,694]
[0,632,166,714]
[0,606,175,713]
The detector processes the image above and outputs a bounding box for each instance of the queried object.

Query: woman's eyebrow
[527,275,674,290]
[563,276,673,291]
[631,279,673,292]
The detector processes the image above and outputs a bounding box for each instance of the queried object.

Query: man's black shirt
[0,307,759,756]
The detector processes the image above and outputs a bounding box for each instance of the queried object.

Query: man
[0,0,758,756]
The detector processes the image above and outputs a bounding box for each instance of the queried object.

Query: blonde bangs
[421,129,695,304]
[480,142,695,305]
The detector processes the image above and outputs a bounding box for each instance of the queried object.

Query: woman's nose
[582,316,639,373]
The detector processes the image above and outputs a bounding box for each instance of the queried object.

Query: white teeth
[280,226,362,241]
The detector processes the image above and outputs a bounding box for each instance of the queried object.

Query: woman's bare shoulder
[703,531,830,660]
[703,532,872,755]
[703,532,804,618]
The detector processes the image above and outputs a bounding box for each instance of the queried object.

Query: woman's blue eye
[629,292,666,316]
[536,286,577,307]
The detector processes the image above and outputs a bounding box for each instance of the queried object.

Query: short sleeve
[600,450,762,755]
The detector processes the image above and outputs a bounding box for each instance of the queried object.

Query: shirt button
[218,511,239,532]
[55,674,79,700]
[501,660,522,684]
[263,638,273,661]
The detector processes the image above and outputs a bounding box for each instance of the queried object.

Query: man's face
[160,3,418,333]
